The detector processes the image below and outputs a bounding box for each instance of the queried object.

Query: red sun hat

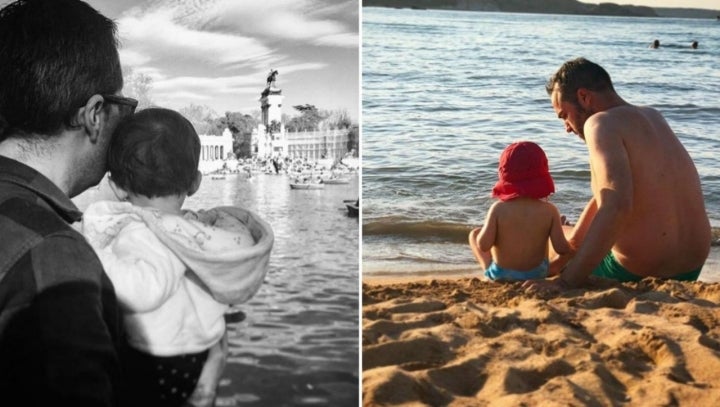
[492,141,555,201]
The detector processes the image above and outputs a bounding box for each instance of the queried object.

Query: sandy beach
[362,247,720,406]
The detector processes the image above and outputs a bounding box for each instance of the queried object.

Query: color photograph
[361,0,720,405]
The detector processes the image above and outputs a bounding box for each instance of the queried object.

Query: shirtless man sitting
[529,57,711,290]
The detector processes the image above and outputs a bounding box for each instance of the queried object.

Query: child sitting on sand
[469,141,571,281]
[81,108,273,407]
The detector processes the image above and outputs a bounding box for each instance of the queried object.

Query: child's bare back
[481,197,568,271]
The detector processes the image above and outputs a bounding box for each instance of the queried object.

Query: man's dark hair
[545,57,615,104]
[0,0,122,140]
[108,108,201,198]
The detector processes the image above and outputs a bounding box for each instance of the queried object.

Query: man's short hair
[0,0,122,140]
[108,108,201,198]
[545,57,615,104]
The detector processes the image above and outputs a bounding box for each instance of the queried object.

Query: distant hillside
[363,0,720,19]
[654,7,720,19]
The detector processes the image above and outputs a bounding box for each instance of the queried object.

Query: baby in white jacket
[82,108,272,407]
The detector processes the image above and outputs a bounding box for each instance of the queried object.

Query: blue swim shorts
[591,252,702,282]
[485,259,549,281]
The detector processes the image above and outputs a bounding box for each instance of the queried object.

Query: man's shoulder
[0,194,103,288]
[590,104,650,127]
[0,194,75,238]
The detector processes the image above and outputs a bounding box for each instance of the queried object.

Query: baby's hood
[83,201,274,305]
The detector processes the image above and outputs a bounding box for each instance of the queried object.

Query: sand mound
[362,277,720,406]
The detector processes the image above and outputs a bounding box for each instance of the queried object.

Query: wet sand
[362,248,720,405]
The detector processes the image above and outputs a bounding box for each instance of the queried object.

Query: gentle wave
[363,218,475,243]
[364,217,720,247]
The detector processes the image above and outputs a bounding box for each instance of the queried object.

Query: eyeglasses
[101,94,138,114]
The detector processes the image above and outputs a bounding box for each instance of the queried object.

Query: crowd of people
[209,154,359,179]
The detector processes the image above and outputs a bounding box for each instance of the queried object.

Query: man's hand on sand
[522,277,567,295]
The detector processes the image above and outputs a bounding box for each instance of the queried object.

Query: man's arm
[549,205,572,256]
[568,197,598,249]
[560,117,633,287]
[549,197,597,275]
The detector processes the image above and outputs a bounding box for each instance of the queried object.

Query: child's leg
[184,332,229,407]
[468,227,492,271]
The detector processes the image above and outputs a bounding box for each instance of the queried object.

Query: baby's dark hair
[108,108,200,198]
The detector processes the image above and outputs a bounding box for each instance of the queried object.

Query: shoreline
[363,246,720,285]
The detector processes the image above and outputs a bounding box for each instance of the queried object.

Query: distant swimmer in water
[649,39,660,48]
[691,40,698,49]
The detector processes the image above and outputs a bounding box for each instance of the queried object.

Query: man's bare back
[587,105,710,277]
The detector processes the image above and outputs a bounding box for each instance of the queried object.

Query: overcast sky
[68,0,359,120]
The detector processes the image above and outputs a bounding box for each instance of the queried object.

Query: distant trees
[324,109,353,130]
[212,112,257,158]
[286,104,322,132]
[122,66,154,109]
[179,104,216,135]
[285,104,353,132]
[178,105,258,158]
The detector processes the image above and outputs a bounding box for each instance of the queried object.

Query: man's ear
[188,171,202,197]
[576,88,590,106]
[74,94,106,143]
[108,176,129,201]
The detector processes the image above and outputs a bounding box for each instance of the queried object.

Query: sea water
[74,172,359,405]
[362,8,720,279]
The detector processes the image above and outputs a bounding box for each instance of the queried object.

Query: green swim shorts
[591,252,702,282]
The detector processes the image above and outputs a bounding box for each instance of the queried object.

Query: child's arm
[477,203,498,252]
[469,204,498,271]
[548,205,573,276]
[185,332,229,407]
[549,205,572,256]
